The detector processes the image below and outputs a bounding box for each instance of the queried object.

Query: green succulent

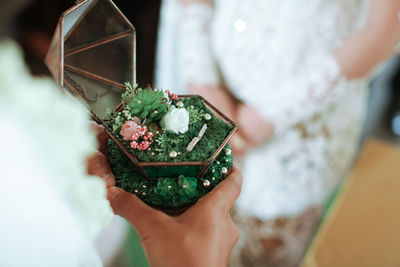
[154,178,178,199]
[125,85,168,123]
[178,176,198,200]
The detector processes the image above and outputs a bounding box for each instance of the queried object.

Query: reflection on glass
[63,0,94,39]
[65,34,133,84]
[64,0,131,53]
[45,0,135,121]
[64,70,123,119]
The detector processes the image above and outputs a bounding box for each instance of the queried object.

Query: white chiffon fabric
[156,0,373,220]
[0,41,112,266]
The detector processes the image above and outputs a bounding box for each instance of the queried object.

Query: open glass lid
[45,0,135,121]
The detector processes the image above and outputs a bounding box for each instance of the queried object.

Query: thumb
[89,121,109,154]
[108,186,169,234]
[86,151,115,188]
[199,166,242,210]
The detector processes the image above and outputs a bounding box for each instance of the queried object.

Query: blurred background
[3,0,400,266]
[9,0,160,86]
[7,0,400,142]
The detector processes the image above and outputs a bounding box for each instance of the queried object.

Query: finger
[108,186,169,234]
[86,151,116,188]
[229,135,247,156]
[200,166,242,209]
[89,121,109,154]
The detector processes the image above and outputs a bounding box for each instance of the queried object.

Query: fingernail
[102,174,116,188]
[108,187,120,201]
[107,187,121,214]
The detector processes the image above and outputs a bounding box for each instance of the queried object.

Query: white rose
[160,106,189,134]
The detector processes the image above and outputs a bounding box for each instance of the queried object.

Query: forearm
[236,103,274,146]
[335,0,400,79]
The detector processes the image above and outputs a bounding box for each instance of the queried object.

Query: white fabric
[156,0,185,93]
[156,0,375,220]
[0,41,113,266]
[178,3,219,87]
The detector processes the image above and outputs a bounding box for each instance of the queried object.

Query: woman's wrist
[237,103,274,146]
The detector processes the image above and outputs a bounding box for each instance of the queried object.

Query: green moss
[104,95,234,163]
[107,140,234,209]
[104,88,236,209]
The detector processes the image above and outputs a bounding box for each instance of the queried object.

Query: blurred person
[0,39,241,267]
[14,0,166,262]
[88,128,242,267]
[156,0,400,265]
[0,1,242,266]
[14,0,71,75]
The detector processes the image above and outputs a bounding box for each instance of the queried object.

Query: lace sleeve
[242,53,354,135]
[178,3,219,87]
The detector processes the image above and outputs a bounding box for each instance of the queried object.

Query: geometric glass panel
[63,0,94,40]
[64,70,123,119]
[64,0,131,53]
[65,34,133,84]
[45,0,136,122]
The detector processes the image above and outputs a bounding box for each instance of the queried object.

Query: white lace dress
[156,0,372,220]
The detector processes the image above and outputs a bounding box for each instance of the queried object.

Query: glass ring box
[45,0,238,214]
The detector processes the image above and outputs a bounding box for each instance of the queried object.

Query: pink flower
[120,116,154,151]
[139,141,150,151]
[130,141,139,149]
[120,117,141,141]
[170,93,180,101]
[163,89,181,103]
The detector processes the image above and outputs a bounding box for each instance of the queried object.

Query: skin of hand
[229,134,249,157]
[87,123,242,267]
[236,104,274,148]
[335,0,400,78]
